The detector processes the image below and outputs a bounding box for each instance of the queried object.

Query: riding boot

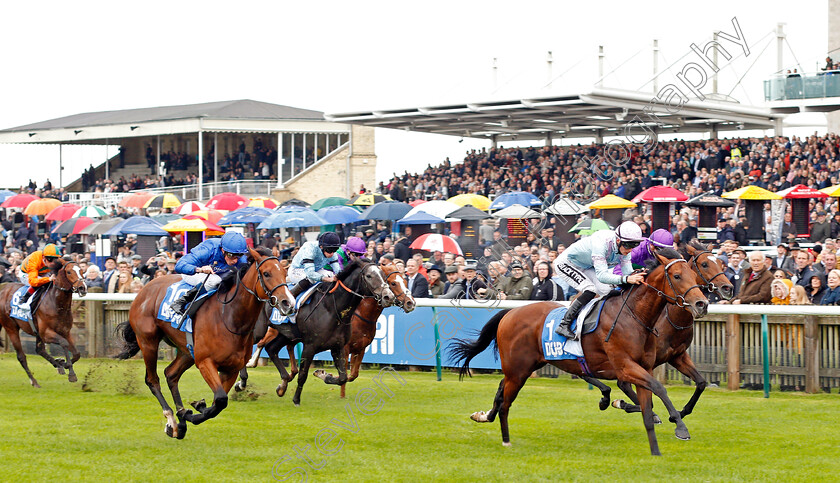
[18,290,34,312]
[290,278,313,298]
[171,285,201,315]
[555,290,597,340]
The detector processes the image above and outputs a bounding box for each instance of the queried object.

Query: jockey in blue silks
[170,231,248,315]
[288,231,342,297]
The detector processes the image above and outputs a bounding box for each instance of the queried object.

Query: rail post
[433,307,442,381]
[726,313,740,391]
[804,315,820,394]
[761,314,770,398]
[85,287,104,357]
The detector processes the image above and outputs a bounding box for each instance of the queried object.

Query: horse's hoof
[611,399,624,409]
[176,420,188,439]
[502,441,512,447]
[675,428,691,441]
[56,366,65,376]
[294,402,300,407]
[190,399,206,411]
[164,423,179,439]
[470,411,489,423]
[313,369,328,381]
[599,398,610,411]
[68,373,77,383]
[276,382,287,398]
[653,414,662,425]
[30,380,40,389]
[234,381,244,392]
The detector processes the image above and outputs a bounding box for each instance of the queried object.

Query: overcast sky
[0,0,829,190]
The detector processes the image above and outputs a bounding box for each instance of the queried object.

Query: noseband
[383,270,412,308]
[329,262,390,305]
[640,259,703,309]
[690,250,730,293]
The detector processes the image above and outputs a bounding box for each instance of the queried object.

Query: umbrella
[1,193,39,209]
[777,184,829,199]
[79,218,125,235]
[489,191,543,210]
[143,193,184,209]
[0,190,18,203]
[721,186,782,200]
[206,192,248,211]
[162,217,226,235]
[447,193,491,211]
[404,200,460,219]
[73,206,108,218]
[348,193,392,206]
[119,192,154,208]
[258,208,326,229]
[360,201,413,221]
[408,199,428,207]
[311,197,351,211]
[396,212,446,225]
[103,216,168,236]
[447,205,492,220]
[409,234,463,255]
[683,192,736,208]
[820,184,840,197]
[248,197,280,209]
[45,203,83,221]
[151,213,182,224]
[544,198,587,215]
[24,198,62,216]
[52,217,94,235]
[189,209,225,224]
[317,205,363,225]
[175,201,207,214]
[280,198,310,207]
[631,186,689,203]
[218,207,274,226]
[586,194,637,210]
[492,204,544,219]
[569,218,613,235]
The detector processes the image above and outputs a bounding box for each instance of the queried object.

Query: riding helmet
[344,236,367,255]
[615,221,645,242]
[220,232,248,255]
[43,243,60,259]
[318,232,341,250]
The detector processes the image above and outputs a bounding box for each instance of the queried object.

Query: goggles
[620,240,641,249]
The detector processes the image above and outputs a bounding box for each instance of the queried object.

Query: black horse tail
[447,309,511,380]
[113,321,140,360]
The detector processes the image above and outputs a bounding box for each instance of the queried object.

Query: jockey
[288,231,341,297]
[612,228,675,273]
[170,231,248,315]
[552,221,647,340]
[18,243,61,313]
[334,236,367,270]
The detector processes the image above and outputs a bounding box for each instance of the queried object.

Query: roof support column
[156,136,161,176]
[105,138,109,181]
[774,118,784,137]
[59,145,63,189]
[491,134,498,149]
[277,132,284,189]
[544,131,553,147]
[595,130,604,144]
[214,133,218,183]
[709,124,718,140]
[198,129,204,200]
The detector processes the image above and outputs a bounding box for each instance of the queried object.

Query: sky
[0,0,830,190]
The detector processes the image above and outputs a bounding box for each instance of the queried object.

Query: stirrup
[554,320,577,339]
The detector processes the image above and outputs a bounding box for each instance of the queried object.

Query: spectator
[107,261,130,293]
[130,279,145,293]
[84,265,104,289]
[716,217,735,243]
[405,259,429,298]
[815,251,837,274]
[530,261,563,301]
[791,250,819,287]
[427,266,445,297]
[724,249,747,296]
[789,285,810,305]
[808,274,827,304]
[116,272,132,293]
[771,278,793,305]
[781,212,798,241]
[499,261,532,300]
[820,269,840,305]
[773,244,796,272]
[730,251,772,305]
[462,262,486,300]
[811,211,831,243]
[439,265,464,299]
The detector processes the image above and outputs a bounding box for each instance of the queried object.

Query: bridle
[639,258,704,309]
[382,270,412,309]
[219,255,291,335]
[689,250,730,294]
[54,262,87,294]
[328,261,390,305]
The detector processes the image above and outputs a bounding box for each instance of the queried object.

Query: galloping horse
[449,248,709,456]
[263,257,395,406]
[603,240,733,420]
[115,247,294,439]
[0,258,87,386]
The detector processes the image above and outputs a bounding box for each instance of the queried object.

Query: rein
[218,256,289,336]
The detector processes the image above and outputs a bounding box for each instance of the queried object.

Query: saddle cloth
[541,297,607,361]
[269,282,320,324]
[9,286,33,322]
[158,280,215,333]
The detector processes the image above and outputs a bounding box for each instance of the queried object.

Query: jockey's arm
[27,269,50,287]
[302,260,326,284]
[592,254,626,286]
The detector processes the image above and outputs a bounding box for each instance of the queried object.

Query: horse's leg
[292,346,317,407]
[636,385,661,456]
[33,333,64,374]
[287,343,299,379]
[264,336,293,397]
[617,362,689,443]
[498,373,528,446]
[316,347,348,385]
[580,376,612,411]
[246,326,278,368]
[234,367,248,392]
[42,329,79,383]
[470,377,505,423]
[163,351,195,439]
[6,326,39,388]
[612,380,663,423]
[340,349,361,399]
[669,352,707,420]
[184,360,229,425]
[138,332,181,439]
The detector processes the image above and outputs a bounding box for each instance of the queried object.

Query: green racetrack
[0,354,837,482]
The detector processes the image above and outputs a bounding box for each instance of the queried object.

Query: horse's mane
[49,258,66,275]
[217,247,272,294]
[644,247,683,271]
[678,238,708,259]
[337,257,361,282]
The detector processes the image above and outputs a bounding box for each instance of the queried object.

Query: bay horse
[448,248,709,456]
[0,258,87,387]
[602,240,733,421]
[236,259,415,399]
[115,247,295,439]
[262,257,395,406]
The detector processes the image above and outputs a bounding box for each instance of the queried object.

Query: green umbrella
[569,218,612,235]
[311,197,350,211]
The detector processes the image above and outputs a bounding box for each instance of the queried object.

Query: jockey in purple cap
[612,228,675,274]
[334,236,367,270]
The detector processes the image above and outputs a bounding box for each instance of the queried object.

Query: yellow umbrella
[247,196,279,209]
[447,194,491,211]
[143,193,184,209]
[586,194,637,210]
[161,217,225,236]
[24,198,62,216]
[820,184,840,197]
[721,186,782,200]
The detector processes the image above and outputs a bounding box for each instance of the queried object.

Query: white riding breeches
[553,261,613,297]
[181,273,223,290]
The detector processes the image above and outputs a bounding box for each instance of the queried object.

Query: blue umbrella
[0,190,17,203]
[218,207,274,226]
[396,212,445,225]
[103,216,168,236]
[489,191,543,210]
[258,207,326,229]
[360,201,413,221]
[317,205,363,225]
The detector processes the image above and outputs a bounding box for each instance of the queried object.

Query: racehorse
[236,258,415,399]
[262,257,395,406]
[0,258,87,387]
[115,247,294,439]
[602,240,733,421]
[448,248,709,456]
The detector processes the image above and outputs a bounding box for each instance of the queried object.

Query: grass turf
[0,353,837,482]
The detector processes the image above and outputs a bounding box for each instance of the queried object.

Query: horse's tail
[113,321,140,360]
[447,309,511,380]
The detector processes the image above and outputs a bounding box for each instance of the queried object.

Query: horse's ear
[684,243,698,256]
[653,247,669,266]
[247,247,260,262]
[279,259,289,268]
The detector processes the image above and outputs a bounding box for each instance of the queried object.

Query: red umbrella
[205,192,248,211]
[1,193,39,209]
[631,186,689,203]
[119,192,154,208]
[409,199,428,207]
[52,216,94,235]
[45,203,82,221]
[175,201,207,214]
[778,184,829,199]
[409,233,463,255]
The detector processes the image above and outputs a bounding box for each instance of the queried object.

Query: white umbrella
[491,204,543,219]
[544,198,588,216]
[404,200,461,220]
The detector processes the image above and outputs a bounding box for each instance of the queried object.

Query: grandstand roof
[0,99,347,144]
[325,88,784,142]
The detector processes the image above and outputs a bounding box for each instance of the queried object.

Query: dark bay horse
[115,247,294,439]
[263,258,395,406]
[605,240,733,421]
[0,258,87,386]
[449,248,709,456]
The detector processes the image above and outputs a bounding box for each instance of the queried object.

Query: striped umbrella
[175,201,206,215]
[189,209,225,224]
[162,217,226,235]
[311,197,350,211]
[72,206,108,218]
[1,193,39,209]
[143,193,184,209]
[348,193,391,206]
[45,203,83,221]
[247,197,279,209]
[24,198,62,216]
[51,216,94,235]
[409,234,463,255]
[119,192,154,208]
[447,194,491,211]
